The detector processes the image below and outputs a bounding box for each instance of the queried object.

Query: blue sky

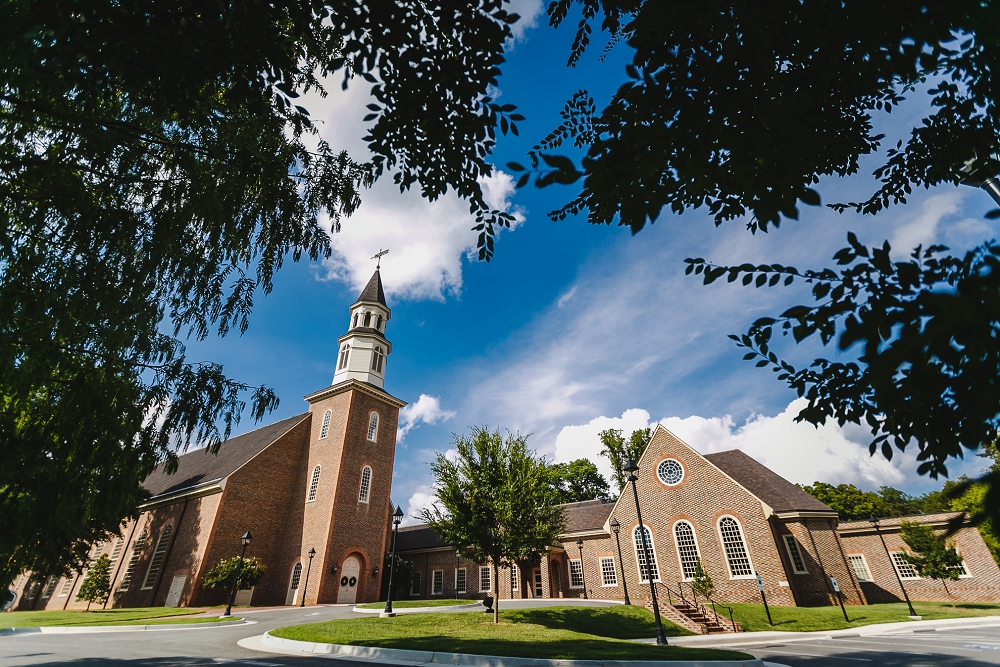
[188,3,1000,523]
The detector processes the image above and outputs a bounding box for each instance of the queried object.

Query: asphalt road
[735,624,1000,667]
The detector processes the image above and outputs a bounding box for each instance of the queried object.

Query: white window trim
[847,553,873,582]
[358,466,372,503]
[956,556,973,579]
[141,524,173,590]
[716,515,756,580]
[410,571,422,596]
[672,520,702,582]
[568,558,584,589]
[632,525,661,583]
[889,551,921,580]
[511,565,519,591]
[455,567,467,593]
[319,409,332,439]
[599,556,618,587]
[783,534,808,574]
[338,344,350,370]
[656,458,685,486]
[431,569,444,596]
[479,566,492,592]
[367,412,379,442]
[307,464,321,503]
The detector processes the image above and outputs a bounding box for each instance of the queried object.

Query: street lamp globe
[241,531,252,547]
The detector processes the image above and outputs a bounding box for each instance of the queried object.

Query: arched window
[337,344,350,370]
[367,412,379,441]
[142,524,173,590]
[673,521,701,581]
[358,466,372,503]
[353,313,359,328]
[376,315,383,330]
[632,525,660,583]
[307,465,321,502]
[363,311,371,327]
[718,516,755,578]
[371,346,385,373]
[289,563,302,591]
[319,410,332,439]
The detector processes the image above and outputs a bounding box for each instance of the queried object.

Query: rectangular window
[954,557,972,578]
[119,528,147,592]
[58,576,74,597]
[600,557,618,587]
[783,535,808,574]
[848,555,872,582]
[455,568,466,593]
[569,559,584,588]
[109,538,124,566]
[511,566,519,591]
[41,575,58,598]
[890,552,921,580]
[479,566,492,592]
[432,570,443,595]
[142,524,173,590]
[410,571,422,596]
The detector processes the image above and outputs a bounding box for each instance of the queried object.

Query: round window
[657,459,684,486]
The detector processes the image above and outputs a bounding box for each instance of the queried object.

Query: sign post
[756,574,773,626]
[831,577,849,622]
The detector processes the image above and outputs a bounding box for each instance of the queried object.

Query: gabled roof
[562,499,615,534]
[703,449,833,514]
[395,524,449,552]
[142,413,309,499]
[355,269,387,307]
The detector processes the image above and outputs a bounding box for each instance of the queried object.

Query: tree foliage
[421,427,565,623]
[598,428,651,491]
[75,554,112,610]
[1,0,520,586]
[899,520,965,603]
[690,559,714,601]
[201,556,267,592]
[798,482,925,522]
[546,458,612,503]
[384,552,414,599]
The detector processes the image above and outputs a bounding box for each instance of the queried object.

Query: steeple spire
[332,268,392,389]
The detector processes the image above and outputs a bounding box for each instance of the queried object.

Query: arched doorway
[286,562,303,606]
[337,556,361,604]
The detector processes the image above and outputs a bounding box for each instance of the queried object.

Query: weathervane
[371,248,389,269]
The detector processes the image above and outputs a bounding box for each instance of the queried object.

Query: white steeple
[332,269,391,389]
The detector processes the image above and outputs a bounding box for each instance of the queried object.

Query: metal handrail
[677,581,740,633]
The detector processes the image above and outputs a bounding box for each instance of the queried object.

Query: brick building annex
[13,270,1000,612]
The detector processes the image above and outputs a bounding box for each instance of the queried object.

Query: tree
[384,552,414,599]
[2,0,521,587]
[421,427,565,623]
[899,520,965,605]
[798,483,887,522]
[598,428,652,491]
[946,477,1000,567]
[75,554,112,611]
[546,458,612,503]
[689,559,714,601]
[202,557,267,593]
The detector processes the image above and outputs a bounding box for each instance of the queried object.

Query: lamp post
[609,518,630,605]
[575,539,588,600]
[300,548,315,608]
[455,550,461,600]
[868,516,918,618]
[222,531,251,617]
[383,506,404,617]
[624,460,667,646]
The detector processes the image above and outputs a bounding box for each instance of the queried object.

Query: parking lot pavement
[737,626,1000,667]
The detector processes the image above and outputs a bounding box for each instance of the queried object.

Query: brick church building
[13,270,1000,614]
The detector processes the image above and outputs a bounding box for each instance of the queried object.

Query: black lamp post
[383,506,404,616]
[222,531,251,617]
[609,518,630,605]
[868,515,918,617]
[575,539,588,599]
[625,460,667,646]
[300,548,315,608]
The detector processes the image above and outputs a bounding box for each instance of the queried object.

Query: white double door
[337,556,360,604]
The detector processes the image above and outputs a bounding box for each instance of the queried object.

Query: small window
[289,562,303,592]
[367,413,379,442]
[890,552,921,580]
[410,571,422,596]
[632,526,660,583]
[319,410,332,439]
[337,344,350,370]
[455,568,467,593]
[353,313,359,328]
[109,538,124,566]
[371,346,385,373]
[307,465,321,502]
[783,535,808,574]
[119,528,148,591]
[358,466,372,503]
[142,524,173,589]
[848,554,872,582]
[480,566,492,592]
[41,575,58,598]
[568,559,584,588]
[656,458,684,486]
[718,516,755,578]
[376,315,383,330]
[955,558,972,578]
[363,312,371,327]
[432,570,444,595]
[58,575,74,597]
[673,520,701,581]
[600,557,617,587]
[511,565,519,590]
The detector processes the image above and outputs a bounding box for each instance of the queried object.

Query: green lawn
[0,607,224,628]
[356,599,475,609]
[729,600,1000,633]
[271,605,749,661]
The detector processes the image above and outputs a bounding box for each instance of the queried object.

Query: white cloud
[507,0,544,42]
[556,285,577,308]
[397,394,457,444]
[890,191,964,254]
[401,485,438,526]
[553,408,653,481]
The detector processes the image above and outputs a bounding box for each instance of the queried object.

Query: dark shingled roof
[395,524,448,552]
[562,499,614,533]
[704,449,833,514]
[356,269,387,306]
[838,512,965,531]
[142,413,309,499]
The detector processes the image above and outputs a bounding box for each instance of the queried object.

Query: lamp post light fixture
[609,518,630,605]
[624,460,667,646]
[868,515,919,618]
[222,531,252,618]
[575,539,588,600]
[383,505,404,617]
[300,548,316,608]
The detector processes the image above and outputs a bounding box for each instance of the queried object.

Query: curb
[253,632,766,667]
[0,618,252,634]
[666,615,1000,648]
[353,604,484,615]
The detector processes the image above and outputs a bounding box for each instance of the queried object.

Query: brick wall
[774,518,865,606]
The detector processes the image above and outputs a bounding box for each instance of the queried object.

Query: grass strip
[730,600,1000,633]
[0,607,204,628]
[356,599,476,609]
[272,605,749,661]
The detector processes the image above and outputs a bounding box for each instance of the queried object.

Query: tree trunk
[493,562,499,624]
[86,601,91,612]
[941,579,955,607]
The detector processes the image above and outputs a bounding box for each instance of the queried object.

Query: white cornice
[303,379,407,408]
